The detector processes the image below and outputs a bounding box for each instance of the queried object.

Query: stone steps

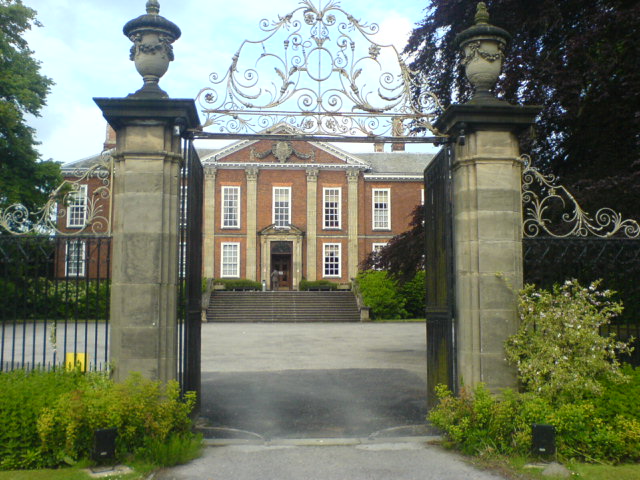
[206,291,361,322]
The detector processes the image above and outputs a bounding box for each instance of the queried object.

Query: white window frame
[221,186,241,228]
[65,240,86,277]
[220,242,240,278]
[372,188,391,230]
[323,243,341,278]
[323,187,341,229]
[66,185,87,228]
[421,188,425,205]
[372,242,387,254]
[272,187,291,227]
[371,242,387,270]
[179,241,186,278]
[180,185,188,227]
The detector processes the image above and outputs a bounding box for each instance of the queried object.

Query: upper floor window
[65,240,86,277]
[180,185,188,227]
[273,187,291,227]
[372,188,390,230]
[67,185,87,228]
[221,242,240,278]
[222,186,241,228]
[323,187,341,229]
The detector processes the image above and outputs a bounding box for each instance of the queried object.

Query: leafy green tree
[356,270,407,320]
[0,0,59,217]
[360,204,425,282]
[405,0,640,218]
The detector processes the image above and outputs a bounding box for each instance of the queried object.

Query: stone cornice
[434,103,541,139]
[210,162,368,171]
[363,173,423,182]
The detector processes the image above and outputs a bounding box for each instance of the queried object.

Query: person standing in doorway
[271,269,280,290]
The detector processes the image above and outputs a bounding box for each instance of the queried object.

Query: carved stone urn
[123,0,181,98]
[455,2,511,104]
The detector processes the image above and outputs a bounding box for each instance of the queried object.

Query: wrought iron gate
[521,156,640,366]
[424,145,456,407]
[0,151,113,372]
[177,138,203,397]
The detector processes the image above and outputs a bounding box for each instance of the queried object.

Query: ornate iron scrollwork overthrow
[0,151,113,236]
[521,155,640,238]
[196,0,445,138]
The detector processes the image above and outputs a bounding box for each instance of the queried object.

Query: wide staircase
[206,290,361,322]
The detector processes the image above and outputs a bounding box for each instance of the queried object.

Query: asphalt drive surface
[155,322,508,480]
[196,323,431,439]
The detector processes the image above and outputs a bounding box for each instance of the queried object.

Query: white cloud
[22,0,427,163]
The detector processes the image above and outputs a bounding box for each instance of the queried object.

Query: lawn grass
[0,463,154,480]
[473,453,640,480]
[567,462,640,480]
[374,318,425,322]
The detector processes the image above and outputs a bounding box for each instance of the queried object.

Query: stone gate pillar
[94,1,199,383]
[434,3,540,393]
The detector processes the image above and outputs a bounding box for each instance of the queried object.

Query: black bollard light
[531,423,556,457]
[91,427,118,472]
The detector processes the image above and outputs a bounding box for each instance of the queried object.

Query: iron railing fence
[0,235,111,372]
[177,138,203,398]
[523,237,640,366]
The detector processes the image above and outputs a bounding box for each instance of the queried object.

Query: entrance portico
[259,225,304,290]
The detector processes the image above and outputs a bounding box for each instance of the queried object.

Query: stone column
[245,168,259,280]
[346,168,360,279]
[429,3,540,393]
[435,105,539,393]
[203,166,217,279]
[306,168,319,279]
[293,235,303,290]
[95,98,200,384]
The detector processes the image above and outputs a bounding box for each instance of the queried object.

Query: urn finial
[146,0,160,15]
[123,1,181,98]
[474,2,490,24]
[455,2,511,104]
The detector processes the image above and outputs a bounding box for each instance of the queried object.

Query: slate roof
[62,147,434,175]
[355,152,434,174]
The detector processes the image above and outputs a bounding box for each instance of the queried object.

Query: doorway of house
[271,241,292,290]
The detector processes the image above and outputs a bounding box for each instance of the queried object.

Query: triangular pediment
[200,123,370,169]
[259,223,305,236]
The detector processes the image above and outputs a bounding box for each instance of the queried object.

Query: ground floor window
[323,243,341,278]
[221,242,240,277]
[65,240,86,277]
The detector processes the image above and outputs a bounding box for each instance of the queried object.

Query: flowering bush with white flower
[505,279,632,403]
[428,279,640,463]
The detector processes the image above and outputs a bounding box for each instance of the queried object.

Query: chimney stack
[104,124,117,151]
[391,118,405,152]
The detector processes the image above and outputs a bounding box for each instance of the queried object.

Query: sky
[24,0,431,164]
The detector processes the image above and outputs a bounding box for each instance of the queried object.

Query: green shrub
[299,279,339,290]
[213,278,262,290]
[594,365,640,422]
[0,370,198,470]
[135,432,203,467]
[355,270,407,319]
[429,383,640,463]
[0,278,110,321]
[429,280,640,464]
[37,373,196,465]
[0,369,90,470]
[505,279,630,403]
[398,270,425,318]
